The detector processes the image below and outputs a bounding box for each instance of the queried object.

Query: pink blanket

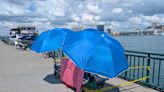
[60,58,84,92]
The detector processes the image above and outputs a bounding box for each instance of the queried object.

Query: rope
[82,76,149,92]
[129,66,150,70]
[82,66,150,92]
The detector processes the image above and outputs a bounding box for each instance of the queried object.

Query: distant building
[111,23,164,36]
[146,23,164,31]
[111,31,120,36]
[152,22,160,28]
[162,26,164,31]
[144,23,164,35]
[97,25,104,32]
[107,29,111,34]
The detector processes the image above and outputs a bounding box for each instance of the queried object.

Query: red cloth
[60,58,84,92]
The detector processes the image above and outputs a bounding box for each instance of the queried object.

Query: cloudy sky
[0,0,164,35]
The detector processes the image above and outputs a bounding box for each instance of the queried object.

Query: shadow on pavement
[43,74,121,92]
[102,83,120,92]
[43,74,61,84]
[82,83,121,92]
[120,85,140,92]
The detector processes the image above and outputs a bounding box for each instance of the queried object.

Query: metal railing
[1,37,14,45]
[119,50,164,91]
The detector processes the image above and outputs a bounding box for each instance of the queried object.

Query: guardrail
[119,50,164,91]
[1,37,14,45]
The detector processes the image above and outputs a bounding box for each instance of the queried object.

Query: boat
[9,26,38,49]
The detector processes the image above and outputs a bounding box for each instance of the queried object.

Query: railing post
[146,54,150,84]
[124,55,128,79]
[125,51,164,90]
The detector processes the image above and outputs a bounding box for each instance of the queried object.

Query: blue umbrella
[31,28,71,53]
[63,28,128,78]
[83,28,124,52]
[31,28,128,78]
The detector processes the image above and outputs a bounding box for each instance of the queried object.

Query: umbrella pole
[53,58,57,76]
[51,51,56,77]
[53,50,61,77]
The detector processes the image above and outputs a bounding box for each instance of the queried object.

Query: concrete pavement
[0,40,159,92]
[0,40,72,92]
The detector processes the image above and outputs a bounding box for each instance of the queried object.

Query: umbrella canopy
[31,28,71,53]
[63,28,128,78]
[31,28,128,78]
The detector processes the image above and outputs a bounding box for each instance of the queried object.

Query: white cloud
[109,21,120,29]
[127,10,133,13]
[129,17,142,24]
[2,21,15,28]
[0,1,25,16]
[35,0,67,17]
[0,0,164,34]
[71,14,80,22]
[87,3,101,14]
[121,3,133,7]
[101,0,120,3]
[81,13,95,23]
[112,8,123,14]
[143,15,163,23]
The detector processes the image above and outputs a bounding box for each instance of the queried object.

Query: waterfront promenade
[0,40,72,92]
[0,40,159,92]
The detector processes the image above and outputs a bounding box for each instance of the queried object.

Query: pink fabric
[60,58,84,92]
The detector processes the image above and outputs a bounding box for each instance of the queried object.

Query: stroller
[15,41,28,50]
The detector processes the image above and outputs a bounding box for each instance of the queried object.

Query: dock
[0,40,160,92]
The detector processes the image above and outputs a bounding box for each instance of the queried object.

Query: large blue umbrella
[63,28,128,78]
[31,28,71,53]
[31,28,128,78]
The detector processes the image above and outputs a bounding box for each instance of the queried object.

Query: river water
[113,35,164,54]
[113,35,164,89]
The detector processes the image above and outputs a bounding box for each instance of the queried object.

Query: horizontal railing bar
[150,57,164,60]
[125,54,147,57]
[126,56,164,61]
[125,50,164,56]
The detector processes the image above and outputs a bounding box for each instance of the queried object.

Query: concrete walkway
[0,41,72,92]
[0,40,159,92]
